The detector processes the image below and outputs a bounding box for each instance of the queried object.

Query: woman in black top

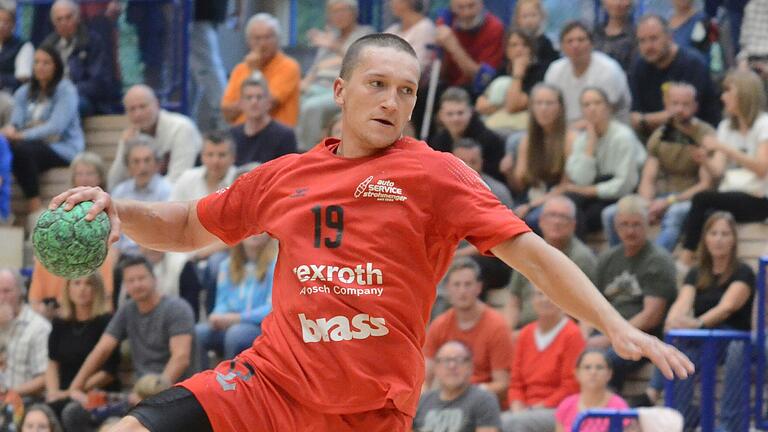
[646,212,753,431]
[45,273,119,414]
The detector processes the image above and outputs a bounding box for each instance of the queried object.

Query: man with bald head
[0,268,51,398]
[42,0,117,115]
[108,84,202,189]
[221,13,300,127]
[629,14,720,136]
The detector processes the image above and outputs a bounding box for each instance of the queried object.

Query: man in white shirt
[544,21,631,124]
[108,85,203,189]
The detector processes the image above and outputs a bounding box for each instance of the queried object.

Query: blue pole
[180,0,191,115]
[755,257,767,429]
[289,0,298,47]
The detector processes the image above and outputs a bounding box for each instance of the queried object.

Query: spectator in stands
[544,21,631,124]
[0,135,9,224]
[3,45,83,216]
[434,0,504,94]
[736,0,768,82]
[669,0,712,58]
[554,349,629,432]
[230,76,297,167]
[629,15,720,137]
[506,196,597,331]
[475,30,547,133]
[511,0,559,67]
[452,138,513,208]
[111,137,172,257]
[593,0,636,71]
[423,258,514,404]
[680,69,768,265]
[384,0,436,72]
[562,87,644,237]
[501,286,584,432]
[42,0,117,115]
[171,132,236,318]
[646,212,753,431]
[29,152,116,319]
[67,255,194,402]
[221,13,300,128]
[296,0,373,151]
[602,82,717,251]
[589,195,677,391]
[0,7,33,125]
[19,404,63,432]
[413,340,502,432]
[506,84,575,230]
[109,84,202,188]
[0,268,51,398]
[195,233,276,371]
[45,274,118,418]
[430,87,505,182]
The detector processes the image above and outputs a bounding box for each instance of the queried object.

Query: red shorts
[180,358,412,432]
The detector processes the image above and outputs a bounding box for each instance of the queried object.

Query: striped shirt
[1,305,50,390]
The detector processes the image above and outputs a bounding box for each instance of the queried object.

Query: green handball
[32,201,111,279]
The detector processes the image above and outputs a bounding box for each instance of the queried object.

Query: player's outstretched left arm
[49,186,219,253]
[491,232,695,380]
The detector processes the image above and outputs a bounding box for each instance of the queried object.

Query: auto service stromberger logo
[354,176,408,202]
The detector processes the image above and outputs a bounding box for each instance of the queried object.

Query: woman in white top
[681,69,768,264]
[384,0,436,73]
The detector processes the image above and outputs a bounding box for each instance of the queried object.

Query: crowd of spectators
[0,0,767,431]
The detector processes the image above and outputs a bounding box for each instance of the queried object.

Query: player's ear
[333,77,346,107]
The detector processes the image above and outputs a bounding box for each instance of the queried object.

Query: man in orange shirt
[52,34,692,432]
[424,258,513,404]
[221,13,300,127]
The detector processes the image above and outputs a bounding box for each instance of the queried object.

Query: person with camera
[601,82,719,251]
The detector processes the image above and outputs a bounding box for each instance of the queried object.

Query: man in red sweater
[502,288,585,432]
[423,258,514,405]
[434,0,505,91]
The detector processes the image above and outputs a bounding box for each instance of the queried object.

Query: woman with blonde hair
[45,273,119,417]
[195,233,278,370]
[681,69,768,265]
[28,152,116,319]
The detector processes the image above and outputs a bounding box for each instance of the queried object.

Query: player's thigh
[128,386,213,432]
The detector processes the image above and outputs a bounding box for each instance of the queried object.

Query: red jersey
[195,136,529,417]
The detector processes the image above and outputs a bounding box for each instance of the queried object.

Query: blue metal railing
[755,256,768,430]
[571,408,638,432]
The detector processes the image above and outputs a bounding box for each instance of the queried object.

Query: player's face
[67,277,94,309]
[434,343,473,390]
[665,86,697,123]
[576,352,612,392]
[615,212,647,251]
[72,162,102,188]
[561,27,592,65]
[445,268,481,310]
[539,201,576,244]
[21,409,52,432]
[127,145,158,188]
[334,46,419,156]
[452,146,482,173]
[438,101,472,137]
[637,20,671,65]
[201,141,234,180]
[704,218,735,260]
[122,264,156,303]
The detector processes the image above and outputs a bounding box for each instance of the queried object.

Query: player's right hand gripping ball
[32,201,111,279]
